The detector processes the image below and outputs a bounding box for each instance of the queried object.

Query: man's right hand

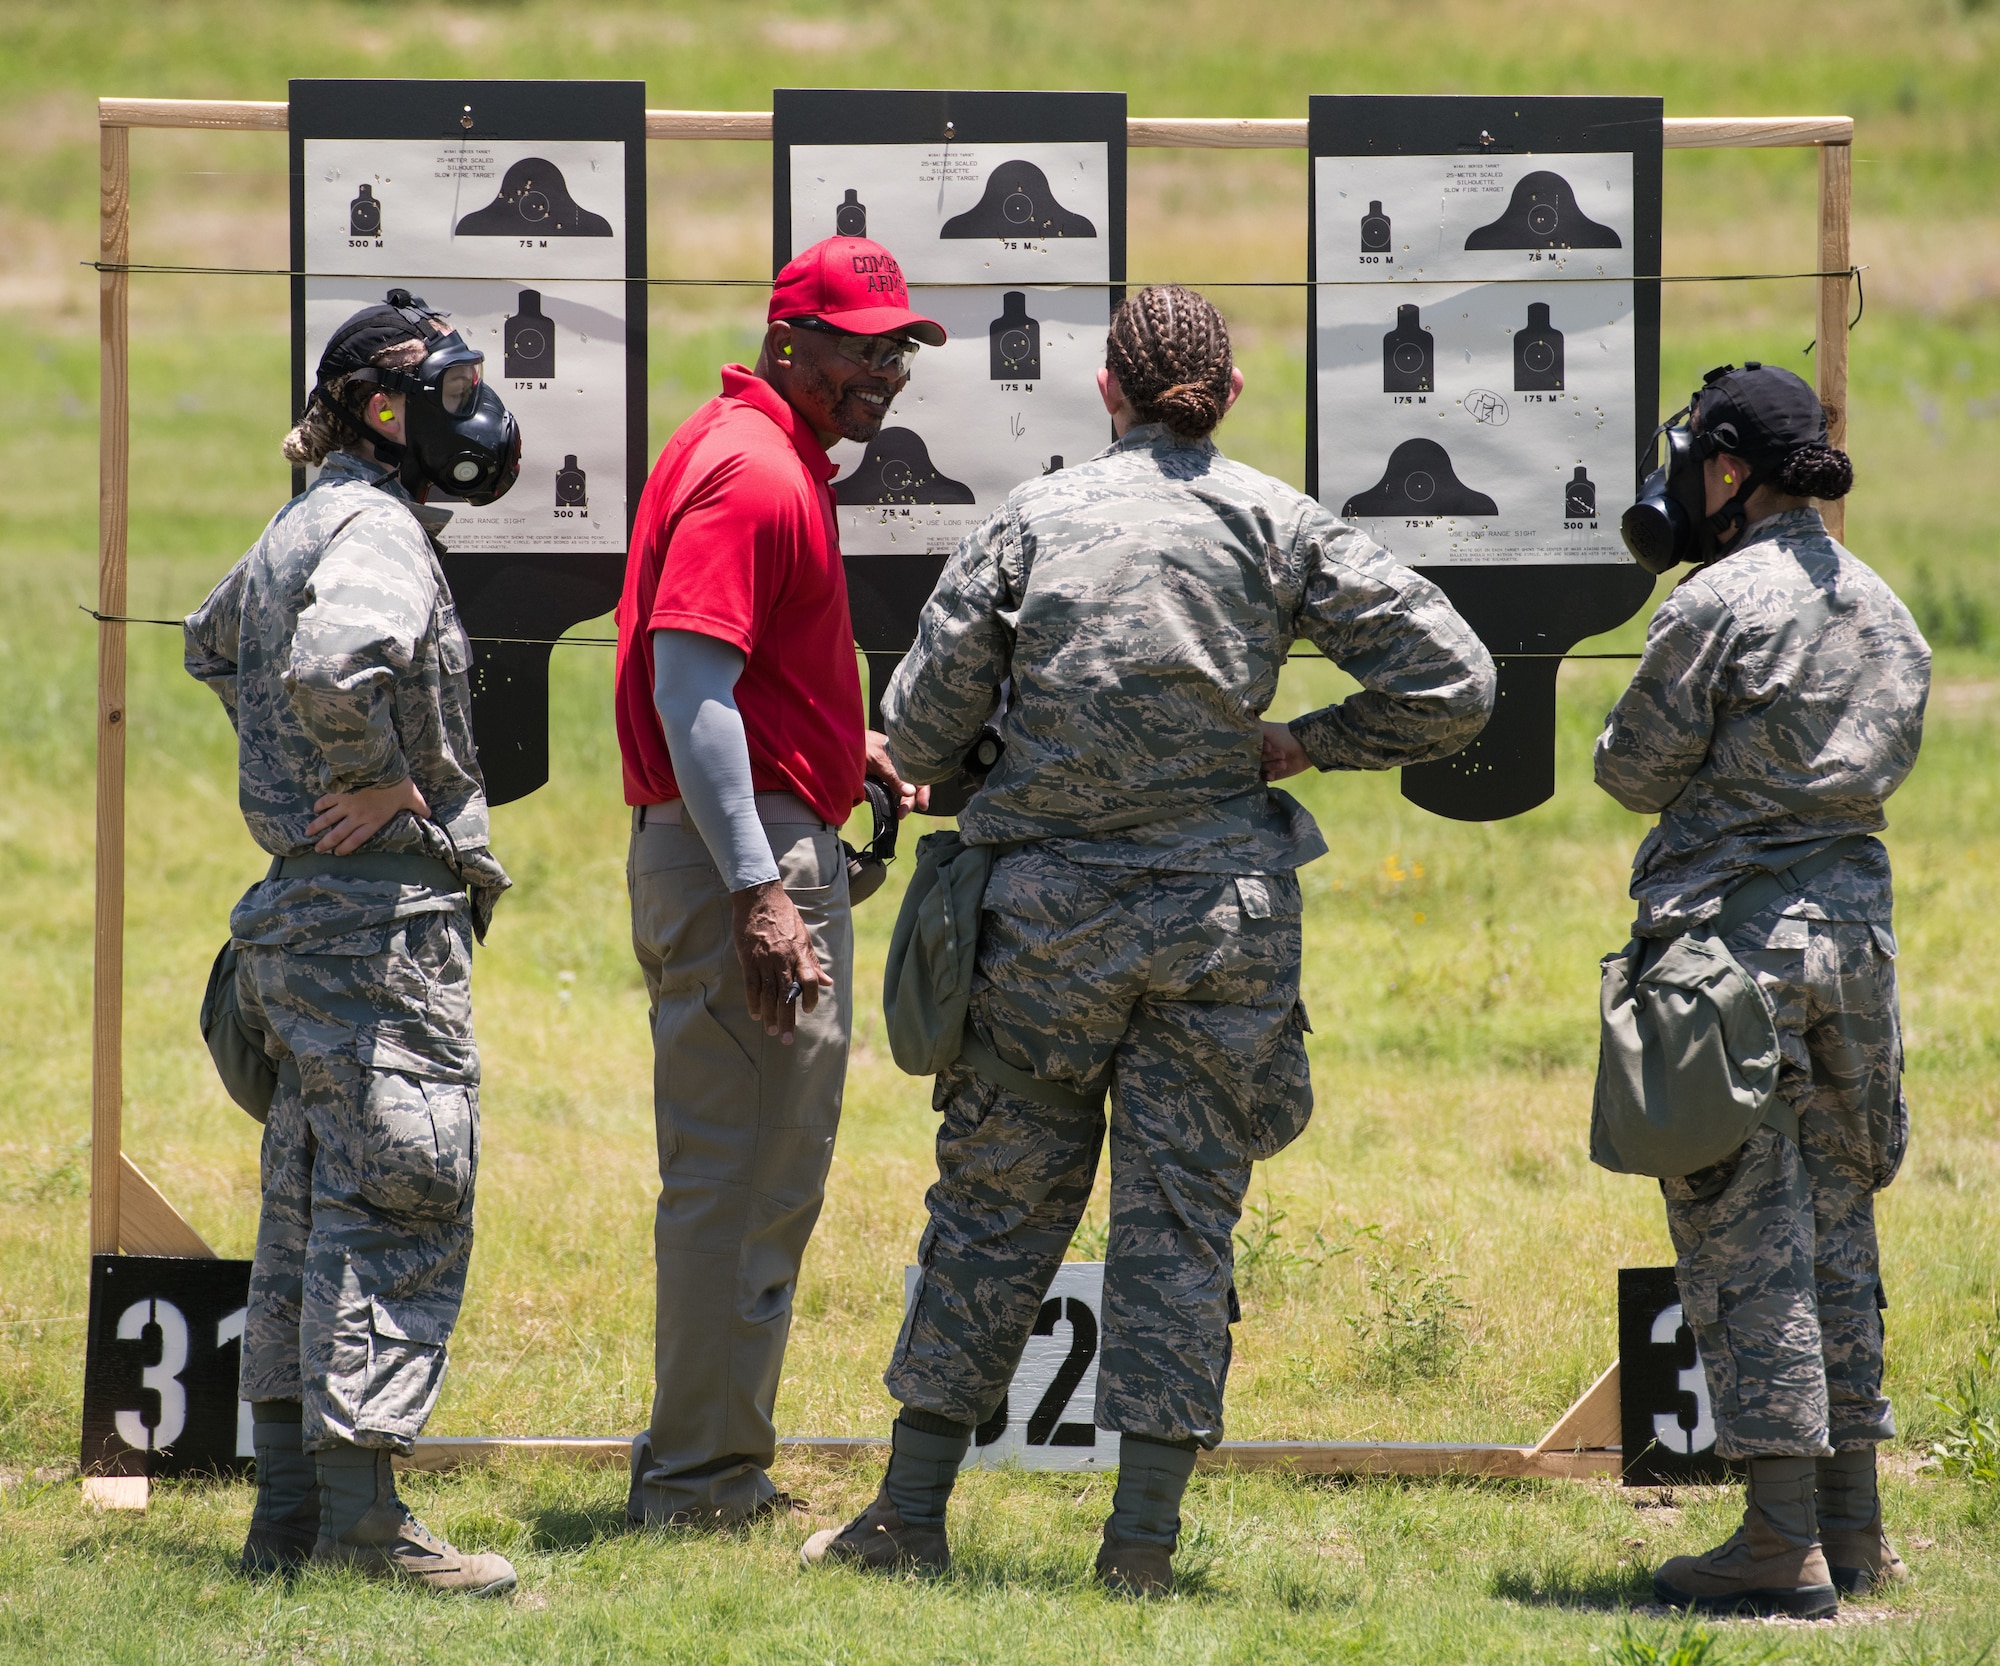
[731,879,828,1043]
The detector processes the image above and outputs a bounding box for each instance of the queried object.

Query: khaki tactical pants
[625,804,852,1524]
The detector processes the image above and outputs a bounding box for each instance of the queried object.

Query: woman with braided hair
[802,287,1495,1593]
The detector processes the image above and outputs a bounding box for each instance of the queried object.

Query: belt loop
[633,804,646,833]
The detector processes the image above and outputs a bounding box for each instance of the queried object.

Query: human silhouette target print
[834,428,976,507]
[941,160,1097,239]
[1342,438,1498,518]
[455,158,613,238]
[1464,170,1621,251]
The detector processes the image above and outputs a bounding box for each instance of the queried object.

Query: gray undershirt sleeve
[652,629,780,893]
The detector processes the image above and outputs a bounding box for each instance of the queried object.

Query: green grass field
[2,2,1998,1660]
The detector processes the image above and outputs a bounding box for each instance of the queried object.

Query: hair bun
[1156,381,1221,434]
[1776,443,1853,501]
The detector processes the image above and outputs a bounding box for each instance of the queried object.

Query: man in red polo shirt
[612,236,941,1529]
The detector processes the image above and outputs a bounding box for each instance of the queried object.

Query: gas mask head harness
[1619,361,1827,575]
[311,289,522,505]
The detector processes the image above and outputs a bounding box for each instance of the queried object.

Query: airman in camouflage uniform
[188,420,513,1591]
[804,289,1494,1595]
[881,427,1495,1440]
[1598,470,1929,1610]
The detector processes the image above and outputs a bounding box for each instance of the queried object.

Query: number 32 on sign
[904,1261,1112,1470]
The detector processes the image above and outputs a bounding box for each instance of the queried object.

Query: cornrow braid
[1105,284,1234,440]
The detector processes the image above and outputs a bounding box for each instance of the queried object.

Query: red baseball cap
[769,236,946,346]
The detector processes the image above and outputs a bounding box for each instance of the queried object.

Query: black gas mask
[1620,363,1782,574]
[317,290,522,505]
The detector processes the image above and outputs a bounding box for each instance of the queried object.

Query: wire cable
[80,606,1637,658]
[85,259,1866,290]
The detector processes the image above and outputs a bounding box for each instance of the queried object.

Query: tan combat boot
[800,1486,949,1575]
[1653,1500,1837,1619]
[1822,1507,1911,1596]
[1095,1525,1175,1597]
[1817,1449,1911,1596]
[311,1448,517,1596]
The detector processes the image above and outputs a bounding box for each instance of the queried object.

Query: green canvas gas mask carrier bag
[199,851,466,1122]
[1590,835,1865,1178]
[880,830,1103,1115]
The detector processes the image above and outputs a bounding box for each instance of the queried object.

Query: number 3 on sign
[113,1299,190,1452]
[905,1262,1112,1471]
[111,1301,253,1458]
[1649,1302,1717,1455]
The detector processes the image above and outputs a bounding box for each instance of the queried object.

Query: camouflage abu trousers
[885,845,1314,1447]
[234,904,480,1454]
[1660,914,1909,1459]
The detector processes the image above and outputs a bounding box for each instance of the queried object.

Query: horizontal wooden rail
[399,1433,1620,1481]
[98,99,1852,149]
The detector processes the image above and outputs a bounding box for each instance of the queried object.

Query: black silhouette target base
[290,79,649,806]
[1401,562,1655,821]
[1401,655,1560,822]
[1308,94,1664,822]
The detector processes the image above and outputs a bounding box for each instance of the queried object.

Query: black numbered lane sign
[1618,1265,1737,1486]
[1308,96,1663,821]
[81,1256,256,1480]
[904,1261,1112,1471]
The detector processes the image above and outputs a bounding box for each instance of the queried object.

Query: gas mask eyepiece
[367,332,522,505]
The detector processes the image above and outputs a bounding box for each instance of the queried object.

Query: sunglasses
[788,317,921,378]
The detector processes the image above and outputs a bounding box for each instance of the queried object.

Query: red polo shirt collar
[718,365,837,486]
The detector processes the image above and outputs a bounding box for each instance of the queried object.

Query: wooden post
[91,117,130,1258]
[1816,141,1853,543]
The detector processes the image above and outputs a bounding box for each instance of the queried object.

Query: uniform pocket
[355,1073,477,1219]
[1874,1085,1910,1193]
[370,1295,454,1348]
[1245,1000,1315,1161]
[362,1296,453,1439]
[777,828,845,897]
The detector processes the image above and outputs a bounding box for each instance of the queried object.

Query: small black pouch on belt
[843,778,899,905]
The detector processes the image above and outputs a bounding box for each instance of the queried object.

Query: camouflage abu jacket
[185,449,511,944]
[1594,507,1930,933]
[883,423,1497,871]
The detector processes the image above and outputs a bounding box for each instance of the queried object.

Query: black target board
[80,1255,257,1480]
[290,80,648,804]
[1618,1265,1738,1486]
[773,88,1126,806]
[1309,97,1661,820]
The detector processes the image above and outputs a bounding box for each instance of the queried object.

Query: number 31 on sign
[81,1255,257,1482]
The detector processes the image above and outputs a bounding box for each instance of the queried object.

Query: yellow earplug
[378,404,395,422]
[781,344,793,357]
[1723,472,1734,484]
